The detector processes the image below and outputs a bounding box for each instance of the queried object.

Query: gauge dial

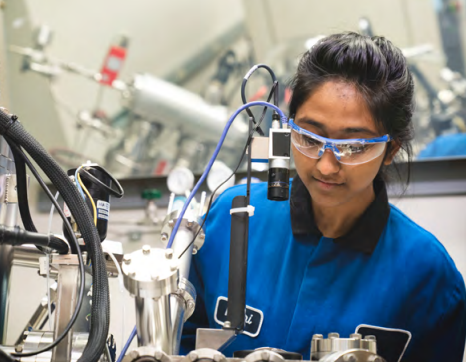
[167,167,195,195]
[207,161,235,194]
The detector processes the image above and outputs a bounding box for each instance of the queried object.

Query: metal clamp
[245,350,285,362]
[181,348,227,362]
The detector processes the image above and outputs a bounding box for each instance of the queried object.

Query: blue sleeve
[403,277,466,362]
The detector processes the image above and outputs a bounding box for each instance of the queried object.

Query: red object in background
[99,35,128,87]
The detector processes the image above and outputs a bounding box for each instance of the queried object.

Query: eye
[301,135,321,147]
[342,144,369,154]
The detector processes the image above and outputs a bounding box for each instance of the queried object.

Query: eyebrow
[296,117,379,137]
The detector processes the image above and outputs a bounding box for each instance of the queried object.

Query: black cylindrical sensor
[64,165,115,245]
[267,167,289,201]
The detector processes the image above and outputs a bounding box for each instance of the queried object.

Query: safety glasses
[289,119,392,165]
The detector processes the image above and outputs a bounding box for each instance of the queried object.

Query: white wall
[1,0,245,159]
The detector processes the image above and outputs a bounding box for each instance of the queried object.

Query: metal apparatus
[122,200,204,357]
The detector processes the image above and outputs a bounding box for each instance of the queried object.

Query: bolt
[213,354,223,362]
[189,351,198,361]
[168,220,174,227]
[350,333,362,339]
[328,332,339,339]
[161,233,168,242]
[199,233,205,240]
[344,355,357,362]
[187,300,195,310]
[170,262,178,271]
[142,245,151,255]
[151,273,159,281]
[192,247,198,255]
[365,335,376,341]
[129,350,140,359]
[187,220,194,227]
[165,248,173,259]
[14,345,23,353]
[129,271,136,277]
[261,351,270,361]
[123,254,131,264]
[312,334,323,339]
[154,351,163,360]
[223,321,231,328]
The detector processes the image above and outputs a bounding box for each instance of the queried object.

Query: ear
[383,141,400,166]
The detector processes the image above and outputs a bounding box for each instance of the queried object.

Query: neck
[312,184,375,239]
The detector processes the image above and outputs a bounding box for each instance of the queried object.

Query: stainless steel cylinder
[135,295,173,351]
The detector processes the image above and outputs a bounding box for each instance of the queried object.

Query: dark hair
[289,32,414,187]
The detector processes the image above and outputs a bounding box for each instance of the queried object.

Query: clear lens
[291,129,387,165]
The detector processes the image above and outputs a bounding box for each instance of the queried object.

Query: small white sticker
[98,212,109,221]
[63,203,71,218]
[96,200,110,221]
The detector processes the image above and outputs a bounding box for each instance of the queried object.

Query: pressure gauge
[167,167,195,195]
[207,161,235,194]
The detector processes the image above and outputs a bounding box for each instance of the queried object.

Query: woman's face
[292,81,394,208]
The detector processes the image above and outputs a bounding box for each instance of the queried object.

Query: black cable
[0,111,109,362]
[0,138,85,358]
[178,83,277,259]
[78,167,124,198]
[0,225,68,254]
[240,64,278,135]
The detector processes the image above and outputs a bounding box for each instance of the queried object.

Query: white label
[96,200,110,211]
[63,203,71,218]
[96,200,110,221]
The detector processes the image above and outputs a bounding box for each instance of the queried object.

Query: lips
[312,176,345,189]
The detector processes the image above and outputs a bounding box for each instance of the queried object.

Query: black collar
[290,175,390,254]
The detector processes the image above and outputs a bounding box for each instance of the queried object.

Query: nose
[316,148,340,176]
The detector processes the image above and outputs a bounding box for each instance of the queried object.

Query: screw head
[187,300,195,310]
[168,220,174,227]
[165,248,173,259]
[261,351,270,361]
[142,245,151,255]
[199,233,205,240]
[187,221,194,227]
[154,351,163,360]
[223,321,231,328]
[151,273,159,281]
[14,345,23,352]
[123,254,131,264]
[129,350,140,359]
[213,353,223,362]
[350,333,362,339]
[161,233,168,241]
[365,335,376,341]
[312,334,323,339]
[344,355,357,362]
[192,247,198,255]
[328,332,340,339]
[170,262,178,271]
[189,351,198,361]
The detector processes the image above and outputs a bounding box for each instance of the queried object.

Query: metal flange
[122,246,178,299]
[160,210,205,254]
[317,349,385,362]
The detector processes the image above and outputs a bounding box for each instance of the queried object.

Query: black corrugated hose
[0,112,109,362]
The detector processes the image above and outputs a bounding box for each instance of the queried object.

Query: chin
[307,182,351,208]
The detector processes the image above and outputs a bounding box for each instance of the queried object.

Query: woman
[181,32,465,361]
